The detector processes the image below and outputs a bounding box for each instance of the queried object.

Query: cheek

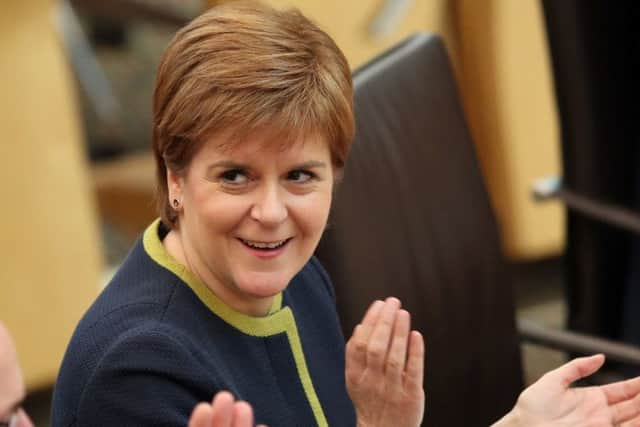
[294,191,332,237]
[191,192,249,230]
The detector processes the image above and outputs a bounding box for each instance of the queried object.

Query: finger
[386,309,411,387]
[361,299,385,327]
[611,393,640,425]
[404,331,425,392]
[188,403,212,427]
[210,391,235,427]
[367,297,401,371]
[347,300,385,368]
[346,323,369,380]
[603,376,640,405]
[231,401,254,427]
[544,354,605,389]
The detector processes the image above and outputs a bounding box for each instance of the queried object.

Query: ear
[333,167,345,185]
[166,167,184,207]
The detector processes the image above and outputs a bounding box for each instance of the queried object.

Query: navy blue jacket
[51,220,355,426]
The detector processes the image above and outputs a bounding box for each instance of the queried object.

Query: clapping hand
[345,298,425,427]
[188,391,267,427]
[494,354,640,427]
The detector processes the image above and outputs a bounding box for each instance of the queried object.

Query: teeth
[242,239,288,249]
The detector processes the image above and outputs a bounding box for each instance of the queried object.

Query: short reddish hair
[152,1,354,227]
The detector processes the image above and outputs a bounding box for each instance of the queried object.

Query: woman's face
[168,132,334,316]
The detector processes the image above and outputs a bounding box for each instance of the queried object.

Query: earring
[172,199,180,208]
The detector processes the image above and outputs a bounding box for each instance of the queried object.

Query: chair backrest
[316,33,523,426]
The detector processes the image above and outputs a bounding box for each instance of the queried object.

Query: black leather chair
[316,33,522,426]
[316,33,640,426]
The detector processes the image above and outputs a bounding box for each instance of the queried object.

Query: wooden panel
[0,0,103,390]
[456,0,564,259]
[92,152,157,240]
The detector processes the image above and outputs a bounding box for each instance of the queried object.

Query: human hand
[493,354,640,427]
[188,391,268,427]
[345,298,425,427]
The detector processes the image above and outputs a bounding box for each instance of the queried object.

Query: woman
[52,2,640,427]
[52,2,422,426]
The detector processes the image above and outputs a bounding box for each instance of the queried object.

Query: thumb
[547,354,605,389]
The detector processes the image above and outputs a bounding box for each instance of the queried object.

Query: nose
[250,184,288,227]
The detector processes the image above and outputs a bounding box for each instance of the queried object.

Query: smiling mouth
[238,238,292,250]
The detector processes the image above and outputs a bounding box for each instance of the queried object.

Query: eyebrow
[291,160,328,169]
[206,160,247,171]
[206,160,328,173]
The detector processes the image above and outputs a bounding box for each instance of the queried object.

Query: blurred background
[1,0,636,425]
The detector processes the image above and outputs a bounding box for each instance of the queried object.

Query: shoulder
[52,322,215,427]
[52,238,216,426]
[78,233,192,336]
[54,267,216,405]
[87,324,209,382]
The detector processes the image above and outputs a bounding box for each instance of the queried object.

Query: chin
[235,270,294,298]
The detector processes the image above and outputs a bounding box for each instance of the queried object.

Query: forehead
[198,129,330,162]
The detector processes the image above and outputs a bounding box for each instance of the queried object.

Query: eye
[287,169,315,183]
[220,169,249,186]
